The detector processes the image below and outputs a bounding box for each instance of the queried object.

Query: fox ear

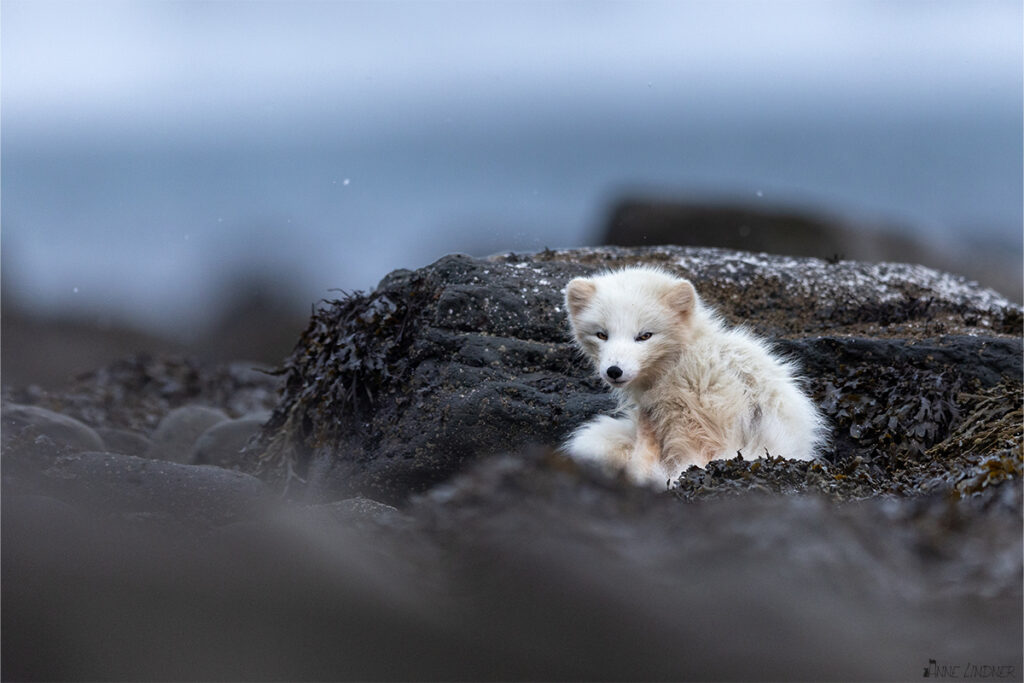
[663,279,696,314]
[565,278,597,318]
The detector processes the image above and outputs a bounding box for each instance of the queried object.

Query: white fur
[563,266,827,485]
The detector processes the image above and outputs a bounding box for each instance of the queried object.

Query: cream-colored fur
[563,266,827,485]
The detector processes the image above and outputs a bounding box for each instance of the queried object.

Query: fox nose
[606,365,623,380]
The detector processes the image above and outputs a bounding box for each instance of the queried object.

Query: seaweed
[820,362,962,461]
[253,271,444,483]
[670,381,1022,503]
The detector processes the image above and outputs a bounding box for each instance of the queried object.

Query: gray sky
[5,1,1020,133]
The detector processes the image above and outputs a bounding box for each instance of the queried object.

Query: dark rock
[2,492,82,531]
[95,428,152,457]
[1,403,105,452]
[190,415,268,468]
[602,198,1022,302]
[30,450,270,529]
[0,306,189,389]
[2,484,458,682]
[252,247,1021,504]
[411,450,1022,680]
[1,355,281,434]
[3,444,1019,681]
[605,199,865,257]
[301,497,410,527]
[147,405,229,464]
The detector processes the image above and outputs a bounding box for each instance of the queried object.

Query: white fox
[563,266,826,485]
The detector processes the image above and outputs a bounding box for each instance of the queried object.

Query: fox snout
[599,349,638,386]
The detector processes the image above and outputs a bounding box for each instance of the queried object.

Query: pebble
[146,405,229,464]
[190,414,269,468]
[1,403,105,452]
[95,428,152,457]
[42,450,271,528]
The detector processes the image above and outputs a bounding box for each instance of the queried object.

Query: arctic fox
[563,266,826,484]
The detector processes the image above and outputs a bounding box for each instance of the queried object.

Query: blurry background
[3,0,1021,386]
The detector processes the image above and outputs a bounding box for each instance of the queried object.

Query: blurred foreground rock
[2,246,1021,681]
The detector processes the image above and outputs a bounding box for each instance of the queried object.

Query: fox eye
[636,332,653,342]
[595,331,608,341]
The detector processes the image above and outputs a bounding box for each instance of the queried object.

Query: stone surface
[147,405,230,464]
[31,450,271,529]
[2,355,281,435]
[190,415,268,468]
[95,428,152,457]
[412,449,1022,679]
[1,403,106,453]
[252,247,1022,504]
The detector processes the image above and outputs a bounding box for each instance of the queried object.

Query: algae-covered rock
[253,246,1022,503]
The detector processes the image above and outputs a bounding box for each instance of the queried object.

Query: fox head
[564,266,699,396]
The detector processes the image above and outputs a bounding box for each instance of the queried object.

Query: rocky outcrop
[254,246,1021,504]
[2,246,1021,681]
